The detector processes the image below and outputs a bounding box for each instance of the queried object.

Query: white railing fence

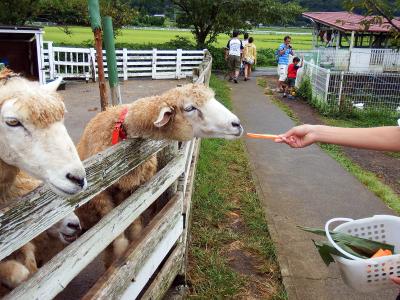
[297,60,331,103]
[298,60,400,112]
[42,41,205,81]
[298,48,400,73]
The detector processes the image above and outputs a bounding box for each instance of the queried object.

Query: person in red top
[284,56,303,99]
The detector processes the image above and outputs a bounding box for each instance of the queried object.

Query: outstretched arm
[275,124,400,151]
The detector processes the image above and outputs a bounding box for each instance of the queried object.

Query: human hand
[274,124,317,148]
[391,276,400,285]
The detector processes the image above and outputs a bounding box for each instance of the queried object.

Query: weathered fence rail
[0,51,212,299]
[42,42,205,81]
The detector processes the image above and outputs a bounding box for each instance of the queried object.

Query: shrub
[207,46,227,70]
[132,14,165,27]
[256,48,276,67]
[297,76,312,100]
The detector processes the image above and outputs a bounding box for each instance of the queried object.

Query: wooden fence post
[47,42,55,80]
[157,142,179,210]
[152,48,157,79]
[176,49,182,79]
[123,48,128,81]
[89,48,97,82]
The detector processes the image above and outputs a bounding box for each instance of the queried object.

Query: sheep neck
[123,99,175,140]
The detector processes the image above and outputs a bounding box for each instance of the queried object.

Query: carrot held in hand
[246,133,279,140]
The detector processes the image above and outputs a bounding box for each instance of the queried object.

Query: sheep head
[0,75,87,196]
[151,84,243,140]
[47,213,81,245]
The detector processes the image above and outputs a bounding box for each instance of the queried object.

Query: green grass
[320,143,400,213]
[43,26,312,49]
[188,75,286,299]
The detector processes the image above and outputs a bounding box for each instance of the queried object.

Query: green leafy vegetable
[299,226,395,266]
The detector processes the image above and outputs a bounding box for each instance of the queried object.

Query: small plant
[297,76,312,100]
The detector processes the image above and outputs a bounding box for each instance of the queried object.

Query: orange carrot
[371,248,393,258]
[246,133,279,140]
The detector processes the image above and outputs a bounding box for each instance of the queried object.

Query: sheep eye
[184,105,197,112]
[5,119,22,127]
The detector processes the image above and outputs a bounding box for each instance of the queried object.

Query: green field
[43,26,312,50]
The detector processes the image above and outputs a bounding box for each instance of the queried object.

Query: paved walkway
[229,78,398,300]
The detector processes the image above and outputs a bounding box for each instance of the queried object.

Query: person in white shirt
[225,30,243,84]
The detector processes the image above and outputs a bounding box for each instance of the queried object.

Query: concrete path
[229,78,398,300]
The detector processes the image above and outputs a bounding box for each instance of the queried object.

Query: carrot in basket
[246,133,279,140]
[371,248,392,258]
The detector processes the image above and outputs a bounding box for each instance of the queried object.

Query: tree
[172,0,302,48]
[344,0,400,43]
[100,0,137,34]
[0,0,42,25]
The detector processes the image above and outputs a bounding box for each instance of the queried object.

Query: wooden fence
[0,52,212,299]
[42,42,205,81]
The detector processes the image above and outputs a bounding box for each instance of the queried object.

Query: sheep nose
[66,173,86,188]
[231,121,241,128]
[67,222,81,232]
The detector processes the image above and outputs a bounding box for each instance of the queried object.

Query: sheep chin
[59,232,78,244]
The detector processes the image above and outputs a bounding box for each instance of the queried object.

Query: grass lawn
[43,26,312,50]
[188,75,286,299]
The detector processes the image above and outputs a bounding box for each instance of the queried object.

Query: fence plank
[0,139,169,260]
[83,193,183,300]
[152,48,157,79]
[122,48,128,80]
[4,151,186,300]
[140,244,185,300]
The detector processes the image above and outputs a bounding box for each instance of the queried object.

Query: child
[242,37,257,81]
[284,56,303,98]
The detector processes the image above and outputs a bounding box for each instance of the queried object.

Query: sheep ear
[43,77,63,92]
[154,106,174,128]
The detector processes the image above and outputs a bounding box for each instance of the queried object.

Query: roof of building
[303,12,400,33]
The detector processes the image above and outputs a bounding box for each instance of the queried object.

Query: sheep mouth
[60,232,78,243]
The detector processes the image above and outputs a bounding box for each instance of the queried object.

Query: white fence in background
[42,41,205,81]
[297,60,331,102]
[298,61,400,112]
[297,48,400,73]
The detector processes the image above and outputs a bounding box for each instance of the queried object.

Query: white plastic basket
[325,215,400,293]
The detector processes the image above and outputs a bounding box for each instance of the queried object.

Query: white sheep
[0,213,81,295]
[76,83,243,266]
[0,69,86,291]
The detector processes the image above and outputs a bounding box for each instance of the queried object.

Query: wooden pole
[103,16,122,105]
[94,29,108,110]
[88,0,108,111]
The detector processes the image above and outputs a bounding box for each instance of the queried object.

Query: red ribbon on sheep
[111,107,128,145]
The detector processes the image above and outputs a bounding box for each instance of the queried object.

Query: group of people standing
[225,31,303,98]
[276,35,303,99]
[225,31,257,83]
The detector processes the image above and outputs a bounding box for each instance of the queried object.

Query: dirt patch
[263,75,400,195]
[224,240,280,299]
